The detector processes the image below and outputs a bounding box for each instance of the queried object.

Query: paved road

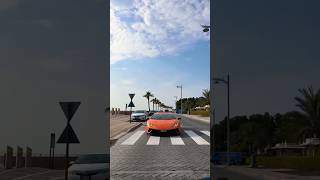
[111,115,210,179]
[213,166,260,180]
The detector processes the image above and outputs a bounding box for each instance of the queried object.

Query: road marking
[11,170,51,180]
[121,130,144,145]
[185,130,209,145]
[200,130,210,137]
[147,136,160,145]
[170,136,185,145]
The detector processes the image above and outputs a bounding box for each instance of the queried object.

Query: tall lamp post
[176,85,182,114]
[174,96,178,112]
[202,24,215,175]
[213,74,230,165]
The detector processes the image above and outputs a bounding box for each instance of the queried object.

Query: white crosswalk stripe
[170,136,185,145]
[121,131,145,145]
[200,130,210,137]
[147,136,160,145]
[120,130,210,145]
[185,130,210,145]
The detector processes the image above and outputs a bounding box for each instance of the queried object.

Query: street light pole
[181,87,182,114]
[176,85,182,114]
[174,96,178,112]
[213,74,230,165]
[227,74,230,166]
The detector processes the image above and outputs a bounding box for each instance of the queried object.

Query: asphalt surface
[213,166,261,180]
[110,115,210,179]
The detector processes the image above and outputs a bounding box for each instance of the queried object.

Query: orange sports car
[145,112,182,135]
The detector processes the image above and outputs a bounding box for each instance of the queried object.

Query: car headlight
[147,122,154,127]
[173,121,180,127]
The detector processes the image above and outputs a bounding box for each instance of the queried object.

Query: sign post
[128,94,135,123]
[25,147,32,168]
[57,102,81,180]
[5,146,13,169]
[49,133,55,169]
[16,146,23,168]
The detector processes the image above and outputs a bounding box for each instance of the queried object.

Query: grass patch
[257,156,320,171]
[190,110,209,117]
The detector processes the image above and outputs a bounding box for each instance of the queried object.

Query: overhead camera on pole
[128,93,135,123]
[201,25,211,32]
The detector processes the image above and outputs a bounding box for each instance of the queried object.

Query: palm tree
[202,89,210,105]
[153,98,159,111]
[294,86,320,138]
[157,100,161,111]
[150,98,156,111]
[143,91,154,112]
[160,103,165,110]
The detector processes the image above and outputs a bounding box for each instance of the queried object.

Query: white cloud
[110,0,210,64]
[121,79,135,86]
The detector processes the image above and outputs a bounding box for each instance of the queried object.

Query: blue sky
[111,0,210,110]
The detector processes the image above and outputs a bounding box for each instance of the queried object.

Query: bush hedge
[256,156,320,171]
[190,110,209,117]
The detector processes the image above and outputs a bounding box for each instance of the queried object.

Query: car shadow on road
[148,127,196,138]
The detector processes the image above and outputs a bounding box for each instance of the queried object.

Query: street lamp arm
[212,78,228,84]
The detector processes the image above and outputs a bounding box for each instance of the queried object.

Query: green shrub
[257,156,320,171]
[190,110,209,117]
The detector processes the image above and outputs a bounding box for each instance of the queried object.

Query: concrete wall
[0,156,77,170]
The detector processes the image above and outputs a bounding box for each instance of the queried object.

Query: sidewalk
[224,166,320,180]
[179,114,210,124]
[110,114,142,144]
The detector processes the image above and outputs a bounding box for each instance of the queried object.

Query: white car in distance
[130,110,148,121]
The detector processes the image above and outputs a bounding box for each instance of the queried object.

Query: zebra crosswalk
[121,130,144,145]
[120,130,210,146]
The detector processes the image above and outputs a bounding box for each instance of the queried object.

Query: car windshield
[151,113,177,120]
[134,110,145,113]
[74,154,108,164]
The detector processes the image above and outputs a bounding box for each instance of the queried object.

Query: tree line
[175,89,210,111]
[143,91,173,112]
[142,89,210,112]
[214,86,320,154]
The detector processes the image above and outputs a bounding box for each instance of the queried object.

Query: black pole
[227,74,230,166]
[65,142,69,180]
[130,107,132,123]
[49,146,52,169]
[52,146,55,169]
[65,123,69,180]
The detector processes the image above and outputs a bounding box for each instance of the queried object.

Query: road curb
[110,123,143,146]
[180,114,210,124]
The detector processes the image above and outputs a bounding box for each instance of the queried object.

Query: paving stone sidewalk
[110,114,142,142]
